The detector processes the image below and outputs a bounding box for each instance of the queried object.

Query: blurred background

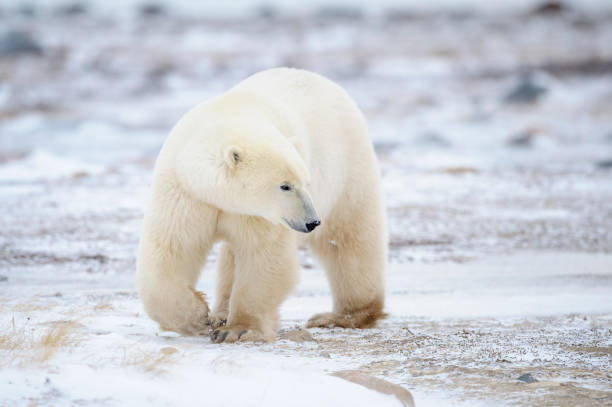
[1,1,612,406]
[1,0,611,270]
[2,0,612,267]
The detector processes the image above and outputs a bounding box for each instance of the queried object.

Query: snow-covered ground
[1,1,611,405]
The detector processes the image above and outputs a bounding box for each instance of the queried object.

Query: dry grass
[0,318,80,366]
[93,302,114,311]
[439,166,480,175]
[11,300,56,313]
[119,346,179,375]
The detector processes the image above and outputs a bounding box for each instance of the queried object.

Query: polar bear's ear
[223,145,243,169]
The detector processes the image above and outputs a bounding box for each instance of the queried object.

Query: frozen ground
[1,253,610,406]
[1,1,612,406]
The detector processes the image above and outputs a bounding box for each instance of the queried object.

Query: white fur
[137,68,387,341]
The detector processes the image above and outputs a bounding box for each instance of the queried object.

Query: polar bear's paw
[210,325,265,343]
[306,312,370,329]
[206,310,228,329]
[306,303,386,329]
[157,289,210,336]
[306,312,337,328]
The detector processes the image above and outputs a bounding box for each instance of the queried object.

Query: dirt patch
[332,370,415,407]
[266,315,612,406]
[0,249,109,267]
[279,327,315,343]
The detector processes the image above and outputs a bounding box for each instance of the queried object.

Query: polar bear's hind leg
[307,202,387,329]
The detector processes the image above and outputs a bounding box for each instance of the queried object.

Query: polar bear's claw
[210,326,264,343]
[207,317,227,328]
[212,329,229,343]
[207,310,229,329]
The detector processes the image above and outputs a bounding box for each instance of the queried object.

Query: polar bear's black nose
[305,220,321,232]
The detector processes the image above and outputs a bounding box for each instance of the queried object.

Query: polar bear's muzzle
[284,189,321,233]
[285,217,321,233]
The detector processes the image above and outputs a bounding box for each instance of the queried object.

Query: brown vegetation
[0,319,80,366]
[120,346,179,375]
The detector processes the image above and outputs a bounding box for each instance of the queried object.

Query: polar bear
[136,68,387,342]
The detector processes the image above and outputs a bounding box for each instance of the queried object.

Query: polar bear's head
[215,141,321,233]
[174,117,321,233]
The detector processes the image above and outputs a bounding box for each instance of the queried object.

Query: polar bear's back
[236,68,380,219]
[237,68,368,145]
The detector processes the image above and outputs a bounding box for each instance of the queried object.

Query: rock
[56,2,87,16]
[596,159,612,169]
[373,141,399,153]
[518,373,536,383]
[279,327,314,342]
[417,132,450,147]
[385,9,418,23]
[79,253,108,264]
[139,3,165,17]
[256,5,278,20]
[540,58,612,77]
[508,127,545,148]
[0,150,28,164]
[0,275,7,282]
[530,1,569,16]
[504,76,547,104]
[507,132,534,148]
[331,370,415,407]
[18,4,37,17]
[0,30,43,57]
[315,6,363,21]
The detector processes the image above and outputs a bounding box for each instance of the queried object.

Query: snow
[1,359,403,406]
[0,150,105,182]
[1,0,612,406]
[2,251,610,406]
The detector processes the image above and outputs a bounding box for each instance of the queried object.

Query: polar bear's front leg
[208,243,235,328]
[210,231,299,343]
[136,178,221,336]
[137,229,214,336]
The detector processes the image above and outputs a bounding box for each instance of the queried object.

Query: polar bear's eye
[280,183,292,192]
